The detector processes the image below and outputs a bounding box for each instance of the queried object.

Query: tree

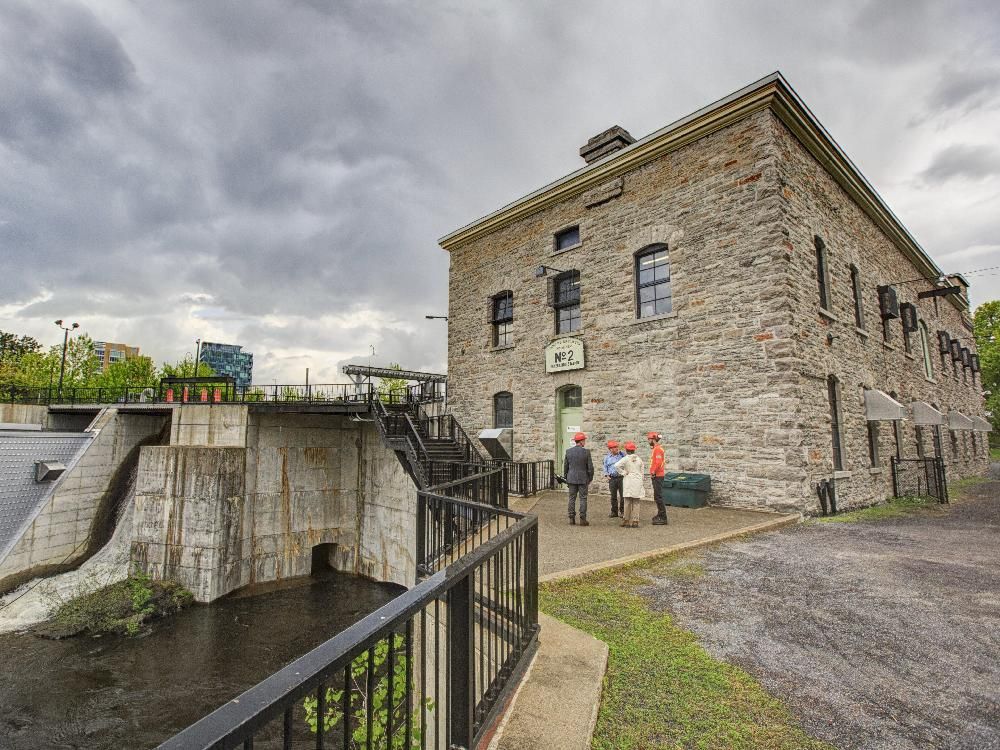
[97,355,158,389]
[973,300,1000,437]
[159,355,214,379]
[376,363,409,404]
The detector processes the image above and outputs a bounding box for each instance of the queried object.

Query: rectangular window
[815,236,830,310]
[867,421,880,468]
[553,271,581,333]
[827,376,844,470]
[491,291,513,347]
[850,265,865,329]
[554,226,580,252]
[635,245,672,318]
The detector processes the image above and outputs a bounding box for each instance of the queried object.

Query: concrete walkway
[488,491,799,749]
[513,490,798,578]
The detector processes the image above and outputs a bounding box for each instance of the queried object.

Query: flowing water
[0,570,404,749]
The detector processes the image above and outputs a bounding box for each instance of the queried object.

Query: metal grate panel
[0,431,93,565]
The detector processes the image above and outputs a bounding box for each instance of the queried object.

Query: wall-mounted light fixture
[534,265,564,278]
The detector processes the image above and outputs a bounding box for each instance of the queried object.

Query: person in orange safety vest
[647,431,668,525]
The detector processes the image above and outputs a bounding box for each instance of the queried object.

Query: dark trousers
[651,476,667,518]
[608,476,624,514]
[567,483,588,520]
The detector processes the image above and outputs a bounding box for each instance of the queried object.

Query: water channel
[0,570,404,749]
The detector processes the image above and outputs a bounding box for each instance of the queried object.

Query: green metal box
[662,472,711,508]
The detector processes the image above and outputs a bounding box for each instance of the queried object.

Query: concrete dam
[1,401,417,605]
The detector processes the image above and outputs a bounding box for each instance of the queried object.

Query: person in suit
[564,432,594,526]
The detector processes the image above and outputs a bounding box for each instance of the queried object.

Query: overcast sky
[2,0,999,383]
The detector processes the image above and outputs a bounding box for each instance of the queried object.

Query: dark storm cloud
[2,0,999,378]
[920,144,1000,183]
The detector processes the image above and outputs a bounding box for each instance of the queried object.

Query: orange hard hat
[647,431,661,440]
[607,440,619,448]
[624,441,636,451]
[573,432,586,442]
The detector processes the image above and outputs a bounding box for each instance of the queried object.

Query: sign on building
[545,337,585,373]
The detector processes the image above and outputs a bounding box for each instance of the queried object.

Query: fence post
[890,457,899,498]
[525,524,538,627]
[416,493,426,570]
[447,571,475,750]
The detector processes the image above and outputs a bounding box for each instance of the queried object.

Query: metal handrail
[160,512,539,750]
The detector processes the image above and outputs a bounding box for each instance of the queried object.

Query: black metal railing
[416,415,487,464]
[488,460,555,496]
[891,456,948,503]
[159,490,538,750]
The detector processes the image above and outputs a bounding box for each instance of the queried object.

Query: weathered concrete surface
[0,404,48,428]
[0,409,169,592]
[520,490,797,578]
[640,475,1000,750]
[489,614,607,750]
[132,407,416,602]
[170,404,249,447]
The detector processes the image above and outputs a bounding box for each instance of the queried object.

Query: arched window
[491,291,513,347]
[918,321,933,380]
[815,236,830,311]
[827,375,844,470]
[635,244,672,318]
[493,391,513,428]
[551,271,581,333]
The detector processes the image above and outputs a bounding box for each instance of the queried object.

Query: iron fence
[891,456,948,503]
[0,383,389,407]
[488,460,555,496]
[159,492,538,750]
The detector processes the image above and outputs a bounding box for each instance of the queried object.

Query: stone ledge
[628,311,678,326]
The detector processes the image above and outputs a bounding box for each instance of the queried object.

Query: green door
[557,385,583,467]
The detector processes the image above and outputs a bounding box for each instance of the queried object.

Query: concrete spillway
[0,494,135,634]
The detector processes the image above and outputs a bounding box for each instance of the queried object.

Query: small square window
[554,226,580,252]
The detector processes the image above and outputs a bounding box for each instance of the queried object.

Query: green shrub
[43,573,194,638]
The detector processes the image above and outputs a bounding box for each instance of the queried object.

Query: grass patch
[991,446,1000,461]
[540,567,833,750]
[38,572,193,638]
[813,495,942,524]
[952,475,989,493]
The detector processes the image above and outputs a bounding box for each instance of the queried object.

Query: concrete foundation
[131,406,416,602]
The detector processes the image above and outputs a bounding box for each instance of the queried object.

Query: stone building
[439,72,991,514]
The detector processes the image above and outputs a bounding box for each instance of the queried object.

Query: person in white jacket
[613,441,645,528]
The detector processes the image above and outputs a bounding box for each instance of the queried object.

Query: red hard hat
[624,441,636,451]
[647,431,660,440]
[607,440,619,448]
[573,432,586,442]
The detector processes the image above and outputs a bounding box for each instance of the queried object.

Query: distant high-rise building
[93,341,141,371]
[199,342,253,388]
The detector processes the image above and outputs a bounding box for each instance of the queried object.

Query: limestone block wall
[447,109,803,510]
[132,407,416,602]
[0,409,170,591]
[771,113,990,511]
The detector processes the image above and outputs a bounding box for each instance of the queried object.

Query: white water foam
[0,494,135,634]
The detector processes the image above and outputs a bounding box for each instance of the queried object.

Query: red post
[182,386,189,403]
[200,388,208,402]
[213,388,221,403]
[166,388,174,403]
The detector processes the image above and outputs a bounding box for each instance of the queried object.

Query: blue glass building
[199,342,253,388]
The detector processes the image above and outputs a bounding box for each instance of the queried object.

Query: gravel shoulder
[639,474,1000,750]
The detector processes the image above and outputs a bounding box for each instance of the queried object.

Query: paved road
[641,475,1000,750]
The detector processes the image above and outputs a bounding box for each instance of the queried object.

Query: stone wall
[771,114,990,511]
[447,109,803,511]
[445,108,989,514]
[132,407,416,602]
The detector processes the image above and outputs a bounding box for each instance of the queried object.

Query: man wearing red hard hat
[648,432,668,524]
[564,431,594,526]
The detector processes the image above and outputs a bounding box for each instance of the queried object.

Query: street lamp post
[195,339,202,377]
[54,319,79,399]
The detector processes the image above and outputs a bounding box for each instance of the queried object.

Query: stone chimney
[579,125,636,165]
